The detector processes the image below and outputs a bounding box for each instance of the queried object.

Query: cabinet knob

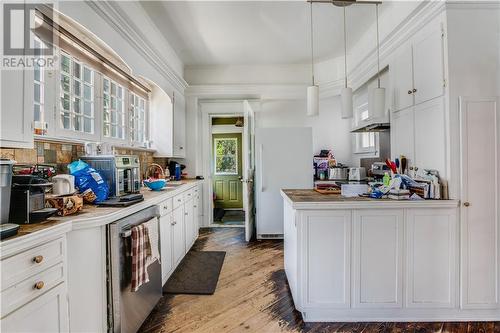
[163,205,168,210]
[413,88,417,93]
[463,202,470,207]
[33,255,44,264]
[34,281,45,290]
[185,212,188,216]
[408,90,413,95]
[177,199,182,202]
[193,205,197,208]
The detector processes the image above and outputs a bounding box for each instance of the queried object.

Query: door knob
[463,202,470,207]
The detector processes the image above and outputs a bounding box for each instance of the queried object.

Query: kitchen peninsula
[281,189,496,322]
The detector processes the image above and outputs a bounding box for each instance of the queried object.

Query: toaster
[348,167,367,181]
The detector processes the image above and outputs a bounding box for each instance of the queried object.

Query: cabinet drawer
[184,189,195,202]
[159,198,173,216]
[1,262,65,317]
[1,238,64,290]
[173,194,184,209]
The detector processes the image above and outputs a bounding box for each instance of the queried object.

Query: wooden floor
[139,228,499,333]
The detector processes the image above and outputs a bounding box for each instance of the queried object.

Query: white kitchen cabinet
[414,98,446,177]
[172,206,185,266]
[391,42,414,113]
[184,197,195,250]
[159,213,174,285]
[353,209,403,308]
[406,208,457,308]
[459,97,499,309]
[300,210,351,308]
[391,106,415,163]
[0,67,34,148]
[172,93,186,158]
[1,283,69,333]
[391,15,445,112]
[412,18,445,105]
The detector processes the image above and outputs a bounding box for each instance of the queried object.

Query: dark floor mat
[221,210,245,223]
[163,251,226,295]
[213,208,225,222]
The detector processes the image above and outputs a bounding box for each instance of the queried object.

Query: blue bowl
[143,179,167,191]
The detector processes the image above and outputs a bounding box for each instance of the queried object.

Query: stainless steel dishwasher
[107,206,162,333]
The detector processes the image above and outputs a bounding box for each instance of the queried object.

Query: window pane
[111,82,116,96]
[61,113,70,129]
[111,110,116,123]
[73,80,81,96]
[103,109,110,123]
[61,75,70,92]
[103,79,109,93]
[111,125,117,138]
[61,55,70,73]
[34,66,41,82]
[61,94,70,111]
[73,62,81,79]
[103,94,109,108]
[84,84,92,100]
[84,101,92,117]
[111,97,116,110]
[84,117,92,133]
[215,138,238,174]
[117,110,123,126]
[34,83,41,103]
[83,67,92,84]
[74,97,81,114]
[74,115,82,131]
[103,123,110,137]
[34,104,41,122]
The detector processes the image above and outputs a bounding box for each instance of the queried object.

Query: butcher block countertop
[0,180,203,252]
[280,189,460,210]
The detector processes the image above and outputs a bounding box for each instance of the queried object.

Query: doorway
[201,100,256,241]
[212,129,244,227]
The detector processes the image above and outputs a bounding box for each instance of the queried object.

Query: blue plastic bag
[68,160,109,203]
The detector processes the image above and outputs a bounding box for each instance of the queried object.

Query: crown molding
[85,0,188,93]
[186,84,307,101]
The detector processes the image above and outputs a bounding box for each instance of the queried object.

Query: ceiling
[140,1,379,66]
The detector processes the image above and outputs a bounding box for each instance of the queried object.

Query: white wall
[256,98,352,164]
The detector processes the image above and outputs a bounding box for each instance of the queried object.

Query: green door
[213,133,243,209]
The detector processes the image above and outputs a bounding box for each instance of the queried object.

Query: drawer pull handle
[178,199,182,202]
[185,212,188,216]
[193,205,197,208]
[34,281,45,290]
[33,255,44,264]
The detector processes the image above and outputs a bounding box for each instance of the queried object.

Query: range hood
[351,121,390,133]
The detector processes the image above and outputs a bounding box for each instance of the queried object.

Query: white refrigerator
[255,127,313,239]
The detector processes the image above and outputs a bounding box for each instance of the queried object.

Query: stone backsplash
[0,140,163,180]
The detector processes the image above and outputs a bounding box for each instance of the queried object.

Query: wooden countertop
[1,179,203,249]
[281,189,460,210]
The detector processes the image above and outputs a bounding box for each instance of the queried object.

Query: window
[33,38,45,135]
[214,138,238,175]
[103,77,125,139]
[354,132,377,154]
[60,52,94,134]
[130,93,146,144]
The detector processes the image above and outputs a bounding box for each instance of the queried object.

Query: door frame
[200,100,258,232]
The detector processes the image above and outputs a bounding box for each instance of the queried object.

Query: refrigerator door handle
[260,144,264,192]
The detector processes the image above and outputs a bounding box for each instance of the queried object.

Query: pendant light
[307,1,319,117]
[369,3,386,118]
[340,6,353,119]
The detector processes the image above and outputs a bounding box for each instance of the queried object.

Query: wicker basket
[145,163,166,180]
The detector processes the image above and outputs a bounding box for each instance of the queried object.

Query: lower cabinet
[1,283,69,333]
[159,213,174,285]
[172,206,186,267]
[353,209,404,308]
[406,208,458,308]
[300,210,351,308]
[284,203,461,320]
[158,184,202,284]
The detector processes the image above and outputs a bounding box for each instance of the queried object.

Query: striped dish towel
[131,224,151,292]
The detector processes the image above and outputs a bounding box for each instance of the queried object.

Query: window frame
[213,137,239,175]
[54,49,99,141]
[353,132,378,154]
[102,76,127,142]
[129,92,149,147]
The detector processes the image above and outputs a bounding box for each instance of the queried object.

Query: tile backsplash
[0,140,160,180]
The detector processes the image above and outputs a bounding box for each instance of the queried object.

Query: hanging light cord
[376,3,381,88]
[343,6,348,88]
[310,1,315,86]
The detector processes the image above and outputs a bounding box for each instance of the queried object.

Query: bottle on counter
[383,172,390,186]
